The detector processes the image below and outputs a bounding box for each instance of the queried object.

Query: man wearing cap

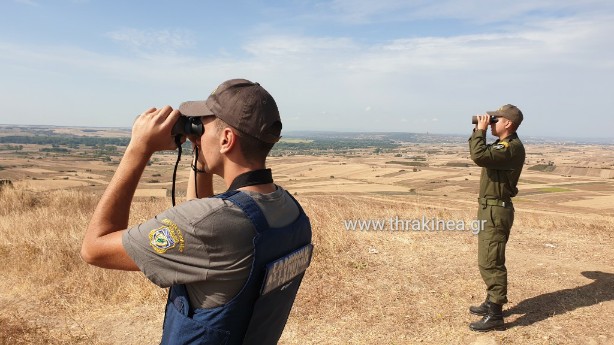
[467,104,525,332]
[81,79,313,344]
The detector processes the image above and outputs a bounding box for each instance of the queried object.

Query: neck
[497,129,517,140]
[240,183,276,193]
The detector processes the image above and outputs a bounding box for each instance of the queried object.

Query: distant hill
[284,131,614,145]
[1,125,612,146]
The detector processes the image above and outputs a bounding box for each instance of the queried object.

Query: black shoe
[469,297,489,316]
[469,302,505,332]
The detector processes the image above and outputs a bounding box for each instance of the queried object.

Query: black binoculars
[172,116,203,137]
[471,116,498,125]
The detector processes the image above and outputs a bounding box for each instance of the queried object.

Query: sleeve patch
[493,141,509,150]
[149,219,185,254]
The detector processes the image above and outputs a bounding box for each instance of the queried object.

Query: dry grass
[283,195,613,344]
[0,185,166,344]
[1,183,613,344]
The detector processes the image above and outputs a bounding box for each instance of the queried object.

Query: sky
[1,0,613,139]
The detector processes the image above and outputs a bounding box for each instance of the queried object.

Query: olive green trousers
[477,204,514,305]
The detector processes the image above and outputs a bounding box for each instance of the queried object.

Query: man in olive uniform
[468,104,525,331]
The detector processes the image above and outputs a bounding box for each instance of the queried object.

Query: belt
[478,198,512,208]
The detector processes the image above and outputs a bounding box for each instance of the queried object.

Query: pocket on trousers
[479,239,506,269]
[489,207,512,242]
[161,297,230,345]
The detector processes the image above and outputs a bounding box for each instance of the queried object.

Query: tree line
[0,135,130,146]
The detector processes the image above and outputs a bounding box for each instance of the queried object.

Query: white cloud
[0,2,613,136]
[13,0,39,6]
[238,13,614,134]
[236,14,614,77]
[105,28,195,53]
[244,35,357,58]
[325,0,614,24]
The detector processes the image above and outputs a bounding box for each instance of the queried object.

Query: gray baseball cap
[178,79,282,143]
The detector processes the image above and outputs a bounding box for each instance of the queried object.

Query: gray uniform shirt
[122,186,299,309]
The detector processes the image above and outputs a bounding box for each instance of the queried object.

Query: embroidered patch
[149,219,185,254]
[493,141,509,150]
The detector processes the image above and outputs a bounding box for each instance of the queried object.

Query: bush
[528,164,556,172]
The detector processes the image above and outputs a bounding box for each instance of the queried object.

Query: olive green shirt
[468,129,525,201]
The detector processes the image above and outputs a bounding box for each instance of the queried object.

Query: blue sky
[1,0,613,138]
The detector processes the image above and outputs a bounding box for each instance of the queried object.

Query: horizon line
[0,123,612,143]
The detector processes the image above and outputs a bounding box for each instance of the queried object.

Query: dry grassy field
[0,128,613,344]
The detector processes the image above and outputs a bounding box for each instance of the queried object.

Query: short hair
[500,117,519,131]
[214,117,274,165]
[508,120,520,131]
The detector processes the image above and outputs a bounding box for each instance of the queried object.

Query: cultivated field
[0,127,613,344]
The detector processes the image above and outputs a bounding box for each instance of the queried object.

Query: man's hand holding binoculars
[130,106,184,157]
[472,114,497,131]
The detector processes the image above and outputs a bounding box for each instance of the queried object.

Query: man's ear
[504,119,513,129]
[219,128,237,154]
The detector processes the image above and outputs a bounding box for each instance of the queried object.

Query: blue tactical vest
[160,190,313,345]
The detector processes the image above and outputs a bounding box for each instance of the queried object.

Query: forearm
[469,129,515,169]
[81,146,150,268]
[81,106,181,270]
[469,129,487,161]
[90,146,150,232]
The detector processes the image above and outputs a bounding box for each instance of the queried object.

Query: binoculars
[471,116,498,125]
[172,116,203,137]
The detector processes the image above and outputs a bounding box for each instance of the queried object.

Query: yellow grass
[1,181,612,344]
[1,142,613,344]
[560,195,614,209]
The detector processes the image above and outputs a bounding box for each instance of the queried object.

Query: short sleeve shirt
[122,186,299,308]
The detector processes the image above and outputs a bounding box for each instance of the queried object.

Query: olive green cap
[486,104,523,125]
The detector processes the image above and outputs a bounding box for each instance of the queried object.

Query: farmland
[0,125,612,344]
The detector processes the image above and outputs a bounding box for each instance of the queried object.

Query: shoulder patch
[149,219,185,254]
[493,141,509,150]
[261,244,313,295]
